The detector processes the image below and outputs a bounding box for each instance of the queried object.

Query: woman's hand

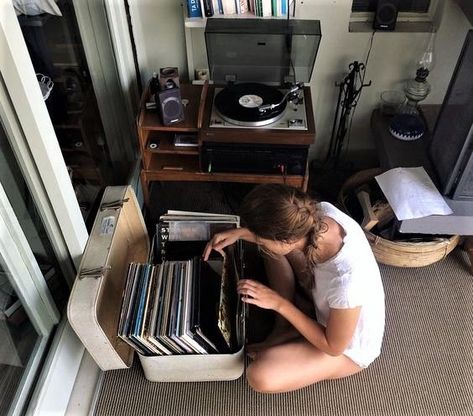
[237,279,286,312]
[203,228,242,260]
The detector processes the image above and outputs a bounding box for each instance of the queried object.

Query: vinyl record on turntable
[214,83,286,127]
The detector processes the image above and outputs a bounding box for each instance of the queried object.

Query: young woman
[203,183,385,393]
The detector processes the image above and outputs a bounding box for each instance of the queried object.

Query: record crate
[68,186,245,382]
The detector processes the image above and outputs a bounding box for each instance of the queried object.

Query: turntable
[210,82,309,130]
[202,19,320,139]
[200,18,321,179]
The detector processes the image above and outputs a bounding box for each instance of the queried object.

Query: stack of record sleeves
[118,211,243,356]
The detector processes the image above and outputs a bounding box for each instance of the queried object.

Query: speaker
[373,0,399,31]
[155,87,184,126]
[158,67,180,90]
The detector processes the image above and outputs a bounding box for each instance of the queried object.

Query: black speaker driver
[162,97,181,118]
[214,83,286,127]
[379,4,397,24]
[155,88,184,125]
[374,0,399,31]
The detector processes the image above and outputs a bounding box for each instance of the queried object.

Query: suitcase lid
[67,186,149,371]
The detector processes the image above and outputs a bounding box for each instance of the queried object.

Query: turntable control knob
[288,119,304,128]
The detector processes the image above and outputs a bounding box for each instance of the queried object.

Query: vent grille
[352,0,430,13]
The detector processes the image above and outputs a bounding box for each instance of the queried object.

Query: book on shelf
[222,0,236,14]
[261,0,272,16]
[281,0,288,16]
[240,0,249,13]
[187,0,203,17]
[213,0,223,15]
[188,0,291,18]
[201,0,214,17]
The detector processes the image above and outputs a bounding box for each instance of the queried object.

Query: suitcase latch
[100,198,129,211]
[78,265,111,280]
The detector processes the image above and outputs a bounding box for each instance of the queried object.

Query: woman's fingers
[203,236,226,260]
[237,279,264,297]
[202,242,213,261]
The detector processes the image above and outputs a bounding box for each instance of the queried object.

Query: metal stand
[325,61,371,169]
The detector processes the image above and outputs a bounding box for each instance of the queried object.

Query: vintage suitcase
[67,186,245,382]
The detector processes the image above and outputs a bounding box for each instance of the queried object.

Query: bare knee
[246,363,276,393]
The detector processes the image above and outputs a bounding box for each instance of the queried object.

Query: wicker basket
[338,168,460,268]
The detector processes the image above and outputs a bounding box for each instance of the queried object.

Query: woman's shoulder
[317,201,351,220]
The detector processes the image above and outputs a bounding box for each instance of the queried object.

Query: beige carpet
[94,248,473,416]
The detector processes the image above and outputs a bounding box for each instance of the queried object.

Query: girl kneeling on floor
[203,183,385,393]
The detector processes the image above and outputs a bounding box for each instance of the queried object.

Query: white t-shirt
[310,202,385,368]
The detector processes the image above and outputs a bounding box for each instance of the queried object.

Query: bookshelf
[181,1,297,81]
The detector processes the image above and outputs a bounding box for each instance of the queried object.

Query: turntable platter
[214,83,286,127]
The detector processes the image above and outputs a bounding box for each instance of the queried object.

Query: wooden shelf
[147,154,199,172]
[145,132,199,155]
[143,168,305,188]
[137,81,313,207]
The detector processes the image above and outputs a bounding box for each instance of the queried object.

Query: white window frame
[0,1,89,413]
[0,0,89,267]
[0,182,59,416]
[1,0,141,414]
[0,76,78,287]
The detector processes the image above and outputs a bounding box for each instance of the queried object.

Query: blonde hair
[239,184,327,273]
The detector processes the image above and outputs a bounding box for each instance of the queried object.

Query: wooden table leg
[463,236,473,275]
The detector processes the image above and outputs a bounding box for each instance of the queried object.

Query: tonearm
[258,82,304,113]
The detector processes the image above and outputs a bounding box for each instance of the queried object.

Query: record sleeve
[195,258,231,354]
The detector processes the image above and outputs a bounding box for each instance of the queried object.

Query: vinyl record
[214,83,286,127]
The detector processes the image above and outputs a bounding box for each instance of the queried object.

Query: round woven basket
[338,168,460,268]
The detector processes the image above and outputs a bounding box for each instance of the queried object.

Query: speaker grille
[156,88,184,125]
[379,4,397,22]
[162,98,181,119]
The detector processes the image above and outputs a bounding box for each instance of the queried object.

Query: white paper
[375,167,453,221]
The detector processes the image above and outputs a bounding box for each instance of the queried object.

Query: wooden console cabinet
[137,83,316,207]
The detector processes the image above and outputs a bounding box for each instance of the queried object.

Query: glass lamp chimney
[416,32,436,81]
[403,31,436,114]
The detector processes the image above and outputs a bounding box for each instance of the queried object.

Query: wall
[129,0,472,167]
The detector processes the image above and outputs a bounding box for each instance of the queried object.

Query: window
[350,0,442,32]
[352,0,430,13]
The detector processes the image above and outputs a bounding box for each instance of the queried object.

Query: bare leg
[286,250,316,317]
[246,338,363,393]
[248,254,299,353]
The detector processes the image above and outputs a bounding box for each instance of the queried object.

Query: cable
[361,30,376,87]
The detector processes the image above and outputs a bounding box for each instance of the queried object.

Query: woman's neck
[313,216,345,262]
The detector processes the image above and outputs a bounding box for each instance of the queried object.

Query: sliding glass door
[0,117,59,415]
[0,0,139,413]
[14,0,137,223]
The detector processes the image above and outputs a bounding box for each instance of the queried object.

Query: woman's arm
[237,279,360,356]
[203,227,257,260]
[279,299,361,356]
